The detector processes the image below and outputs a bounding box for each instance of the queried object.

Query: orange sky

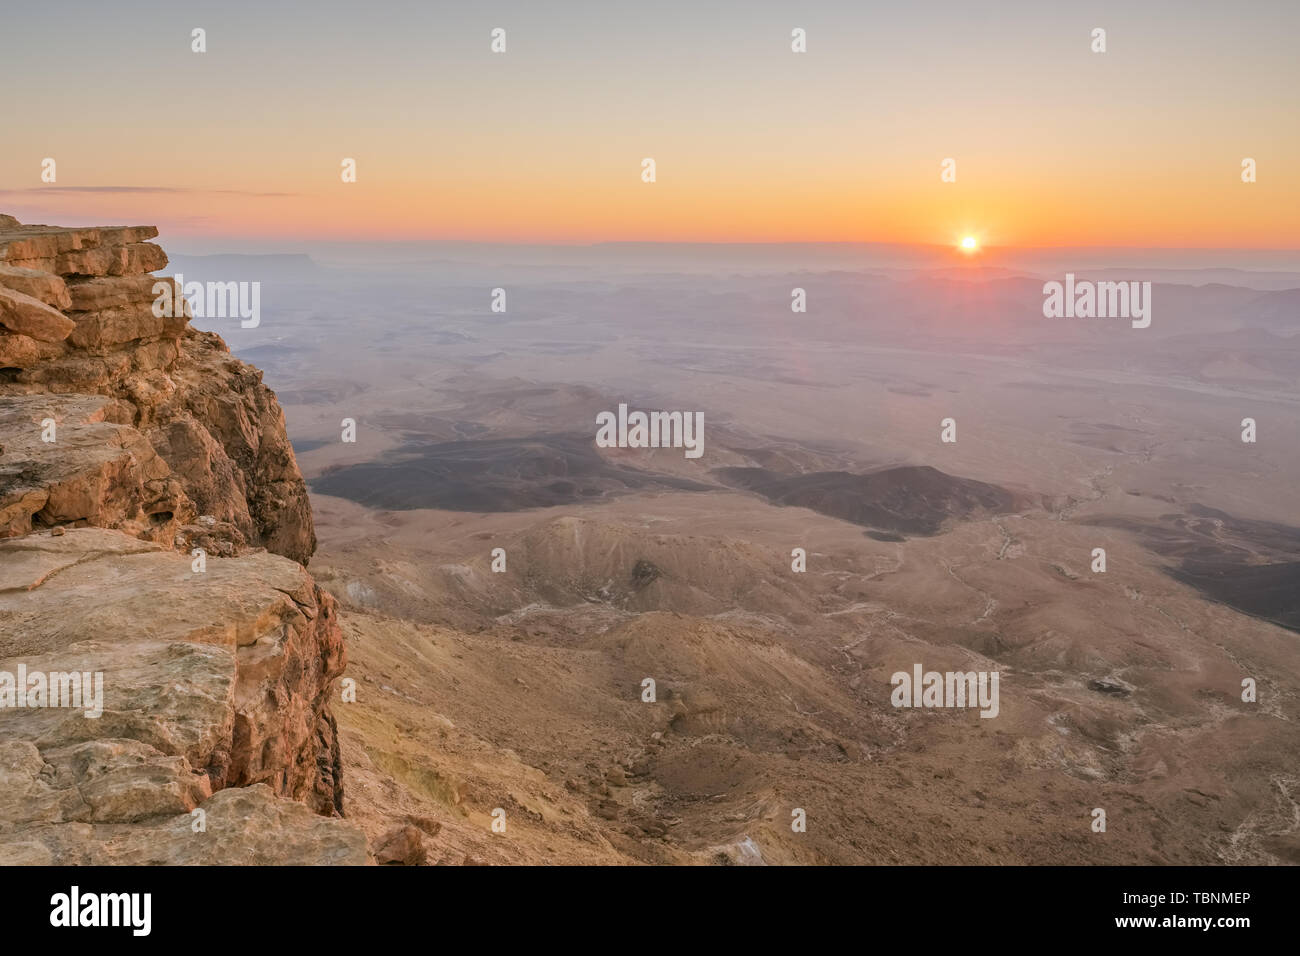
[2,1,1297,247]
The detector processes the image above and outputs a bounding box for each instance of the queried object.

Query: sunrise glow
[0,4,1296,248]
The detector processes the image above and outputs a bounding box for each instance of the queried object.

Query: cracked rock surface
[0,528,360,863]
[0,216,363,864]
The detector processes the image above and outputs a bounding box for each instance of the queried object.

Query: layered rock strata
[0,214,314,563]
[0,216,361,864]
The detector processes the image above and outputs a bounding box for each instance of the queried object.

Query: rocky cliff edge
[0,215,365,864]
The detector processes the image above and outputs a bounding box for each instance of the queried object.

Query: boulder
[373,823,427,865]
[0,286,75,342]
[0,265,71,310]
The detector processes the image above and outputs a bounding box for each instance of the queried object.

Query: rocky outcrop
[0,216,360,864]
[0,215,314,564]
[0,527,346,803]
[0,393,190,543]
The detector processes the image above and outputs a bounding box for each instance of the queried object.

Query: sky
[1,0,1297,248]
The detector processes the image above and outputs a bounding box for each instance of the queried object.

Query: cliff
[0,215,364,864]
[0,214,314,561]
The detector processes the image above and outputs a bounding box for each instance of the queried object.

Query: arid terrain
[3,219,1296,865]
[174,244,1300,864]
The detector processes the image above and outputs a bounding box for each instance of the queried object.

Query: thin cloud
[0,186,297,197]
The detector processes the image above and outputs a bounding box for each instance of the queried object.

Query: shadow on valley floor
[308,433,713,511]
[1084,505,1300,632]
[714,464,1033,535]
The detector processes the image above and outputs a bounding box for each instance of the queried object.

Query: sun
[960,236,978,252]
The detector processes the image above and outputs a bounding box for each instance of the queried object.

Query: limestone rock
[167,330,317,563]
[0,528,354,861]
[53,241,168,278]
[373,823,427,865]
[66,305,189,350]
[66,275,171,313]
[0,286,75,342]
[0,265,71,310]
[0,215,315,564]
[0,214,354,864]
[0,222,158,274]
[0,784,368,866]
[0,394,191,542]
[0,332,41,369]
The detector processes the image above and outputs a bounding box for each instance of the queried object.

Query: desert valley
[166,238,1300,864]
[1,197,1298,866]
